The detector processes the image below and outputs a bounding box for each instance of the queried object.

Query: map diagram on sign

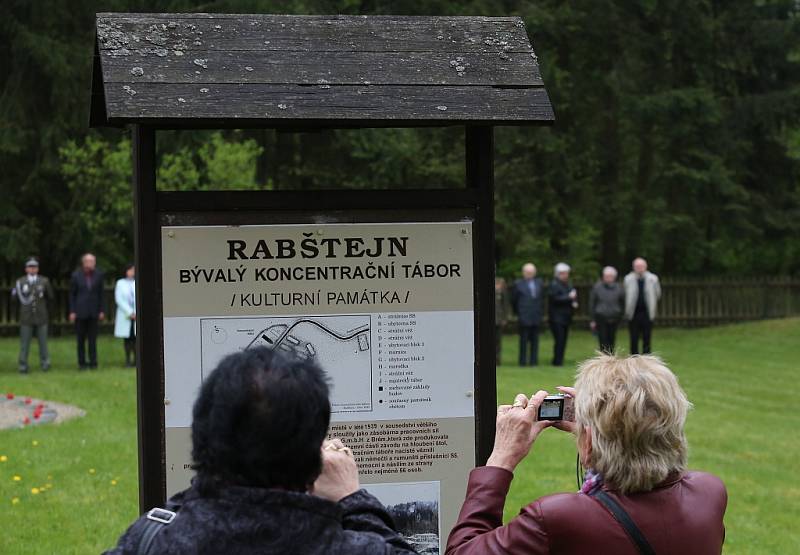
[200,315,373,413]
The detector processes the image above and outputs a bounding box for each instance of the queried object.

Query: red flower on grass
[5,393,13,400]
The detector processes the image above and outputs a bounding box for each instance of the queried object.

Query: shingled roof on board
[91,13,554,127]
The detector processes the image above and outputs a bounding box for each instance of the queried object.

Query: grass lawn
[497,318,800,555]
[1,319,798,554]
[0,337,139,555]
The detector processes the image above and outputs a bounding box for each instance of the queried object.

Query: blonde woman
[447,355,726,554]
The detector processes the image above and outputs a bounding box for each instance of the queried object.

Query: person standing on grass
[548,263,577,367]
[624,257,661,354]
[589,266,624,353]
[11,258,54,373]
[114,264,136,367]
[69,253,105,370]
[495,276,511,365]
[446,354,727,554]
[510,263,544,366]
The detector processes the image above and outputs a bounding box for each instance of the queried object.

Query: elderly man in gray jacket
[624,257,661,354]
[589,266,624,353]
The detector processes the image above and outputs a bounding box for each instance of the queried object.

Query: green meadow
[1,319,798,554]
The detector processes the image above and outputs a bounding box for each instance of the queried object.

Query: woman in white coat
[114,264,136,367]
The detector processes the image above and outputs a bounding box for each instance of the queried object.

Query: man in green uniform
[11,258,55,373]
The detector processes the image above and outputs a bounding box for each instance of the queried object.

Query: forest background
[2,0,799,281]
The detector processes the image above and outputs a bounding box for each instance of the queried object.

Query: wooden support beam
[132,125,165,512]
[466,125,496,465]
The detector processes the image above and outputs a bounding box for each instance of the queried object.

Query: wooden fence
[569,276,800,328]
[0,277,798,336]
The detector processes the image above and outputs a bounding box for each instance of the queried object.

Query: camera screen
[539,399,562,418]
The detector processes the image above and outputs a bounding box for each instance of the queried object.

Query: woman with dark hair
[105,347,416,554]
[113,264,136,367]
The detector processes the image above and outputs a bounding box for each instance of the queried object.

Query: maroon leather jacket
[447,466,726,555]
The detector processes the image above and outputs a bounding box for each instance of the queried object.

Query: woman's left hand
[486,391,552,473]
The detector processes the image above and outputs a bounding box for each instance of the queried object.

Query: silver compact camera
[537,393,575,422]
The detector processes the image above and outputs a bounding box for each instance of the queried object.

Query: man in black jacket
[510,263,544,366]
[69,253,105,369]
[589,266,624,353]
[548,263,577,366]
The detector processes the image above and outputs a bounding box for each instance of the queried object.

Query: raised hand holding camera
[312,438,360,502]
[550,386,578,435]
[486,391,552,473]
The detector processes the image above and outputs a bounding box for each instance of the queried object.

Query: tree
[57,131,263,274]
[1,0,799,280]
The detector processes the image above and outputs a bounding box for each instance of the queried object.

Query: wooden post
[466,125,496,465]
[132,125,165,511]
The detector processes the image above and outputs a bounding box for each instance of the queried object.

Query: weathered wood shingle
[91,13,554,127]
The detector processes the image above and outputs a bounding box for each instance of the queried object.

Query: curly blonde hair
[574,354,691,494]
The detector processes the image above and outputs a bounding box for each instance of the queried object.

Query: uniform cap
[25,258,39,267]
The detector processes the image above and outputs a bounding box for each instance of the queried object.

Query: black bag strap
[590,489,656,555]
[135,507,178,555]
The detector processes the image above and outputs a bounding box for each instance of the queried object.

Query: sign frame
[132,125,497,511]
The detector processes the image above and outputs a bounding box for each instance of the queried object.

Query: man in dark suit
[69,253,106,369]
[510,263,544,366]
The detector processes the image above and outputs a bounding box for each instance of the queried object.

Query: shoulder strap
[590,490,656,555]
[135,508,178,555]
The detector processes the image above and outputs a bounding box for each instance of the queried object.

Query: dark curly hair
[190,347,330,495]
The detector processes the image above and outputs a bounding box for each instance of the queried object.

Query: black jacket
[104,484,417,555]
[548,279,575,325]
[68,269,105,318]
[510,278,544,327]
